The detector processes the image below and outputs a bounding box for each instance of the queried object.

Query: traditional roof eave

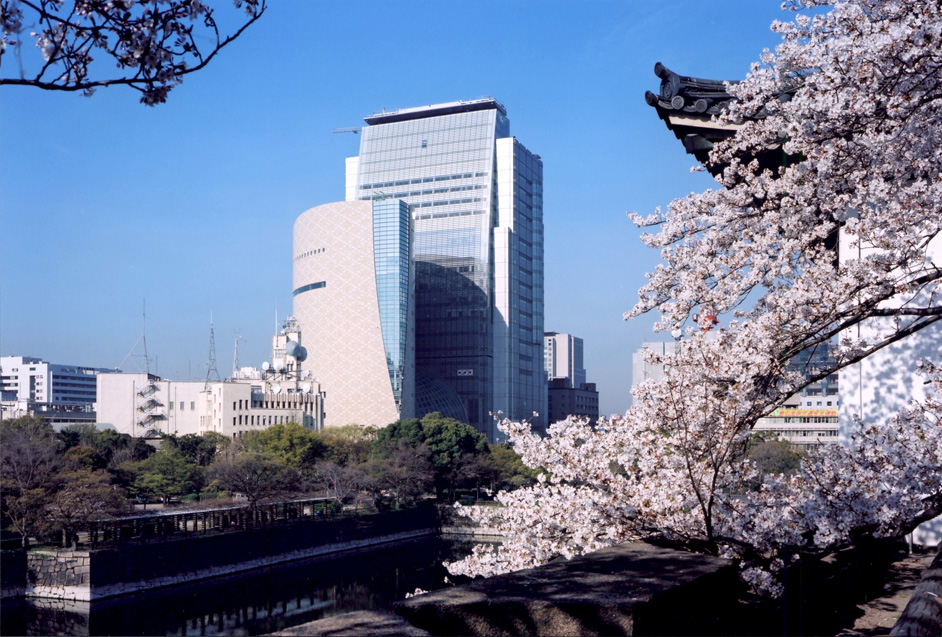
[647,62,790,175]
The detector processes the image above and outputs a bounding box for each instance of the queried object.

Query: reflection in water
[1,538,482,636]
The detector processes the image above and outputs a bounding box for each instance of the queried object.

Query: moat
[0,537,477,636]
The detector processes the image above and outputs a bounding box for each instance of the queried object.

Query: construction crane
[332,127,360,134]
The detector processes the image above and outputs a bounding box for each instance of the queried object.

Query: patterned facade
[293,200,415,428]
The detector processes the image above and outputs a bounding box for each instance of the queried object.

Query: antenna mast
[232,332,243,377]
[118,300,151,373]
[205,312,221,389]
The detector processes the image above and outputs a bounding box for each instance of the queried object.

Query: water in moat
[0,537,482,636]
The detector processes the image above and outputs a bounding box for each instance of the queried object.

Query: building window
[191,401,195,410]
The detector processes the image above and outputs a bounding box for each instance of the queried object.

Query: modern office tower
[543,332,586,389]
[346,99,545,440]
[293,199,415,428]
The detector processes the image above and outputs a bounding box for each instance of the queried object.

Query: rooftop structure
[363,98,506,125]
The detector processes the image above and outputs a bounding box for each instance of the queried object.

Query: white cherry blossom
[448,0,941,595]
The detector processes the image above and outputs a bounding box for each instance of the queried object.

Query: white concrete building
[95,373,324,439]
[1,356,110,407]
[96,319,325,439]
[1,355,110,425]
[544,332,586,389]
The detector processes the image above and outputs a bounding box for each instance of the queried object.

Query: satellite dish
[301,383,312,394]
[285,340,308,362]
[262,362,270,371]
[271,384,282,394]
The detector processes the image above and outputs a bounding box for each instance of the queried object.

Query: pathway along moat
[1,537,482,636]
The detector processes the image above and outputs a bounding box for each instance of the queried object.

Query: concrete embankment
[4,505,439,601]
[274,542,740,637]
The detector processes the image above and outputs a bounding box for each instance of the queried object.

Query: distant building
[96,320,325,439]
[347,98,545,441]
[546,379,599,426]
[293,199,415,428]
[95,373,323,439]
[544,332,586,389]
[1,355,110,427]
[630,341,679,402]
[544,333,598,425]
[631,340,838,446]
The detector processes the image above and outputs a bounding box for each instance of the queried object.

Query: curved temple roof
[645,62,791,175]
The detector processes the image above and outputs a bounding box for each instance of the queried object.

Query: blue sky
[1,1,790,417]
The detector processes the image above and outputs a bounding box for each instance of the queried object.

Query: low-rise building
[546,379,599,425]
[95,372,324,439]
[96,318,325,439]
[1,355,110,426]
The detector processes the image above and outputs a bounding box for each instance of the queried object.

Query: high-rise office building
[346,99,545,440]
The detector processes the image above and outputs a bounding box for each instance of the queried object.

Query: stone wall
[15,505,439,601]
[26,550,91,601]
[436,504,502,540]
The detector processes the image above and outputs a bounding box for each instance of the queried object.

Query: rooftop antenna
[232,332,243,377]
[205,312,221,389]
[118,300,151,373]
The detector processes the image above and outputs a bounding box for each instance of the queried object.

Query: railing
[84,497,347,549]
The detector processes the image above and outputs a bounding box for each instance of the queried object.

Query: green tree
[375,418,425,447]
[0,416,59,547]
[62,445,108,472]
[45,470,126,548]
[379,413,489,500]
[59,424,154,470]
[366,441,434,509]
[744,436,804,489]
[488,443,541,490]
[208,452,300,511]
[243,422,326,470]
[163,432,230,467]
[316,425,377,466]
[122,450,203,504]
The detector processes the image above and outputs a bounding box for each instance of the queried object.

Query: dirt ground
[835,549,937,636]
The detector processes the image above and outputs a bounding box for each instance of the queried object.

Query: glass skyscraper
[347,99,545,440]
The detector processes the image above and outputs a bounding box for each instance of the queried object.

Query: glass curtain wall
[356,106,506,434]
[372,199,413,411]
[353,101,543,439]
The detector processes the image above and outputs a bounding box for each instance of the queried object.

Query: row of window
[361,172,488,189]
[296,247,326,261]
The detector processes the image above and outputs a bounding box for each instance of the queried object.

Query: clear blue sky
[1,1,789,417]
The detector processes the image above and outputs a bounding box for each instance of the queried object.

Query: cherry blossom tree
[448,0,941,595]
[1,0,265,104]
